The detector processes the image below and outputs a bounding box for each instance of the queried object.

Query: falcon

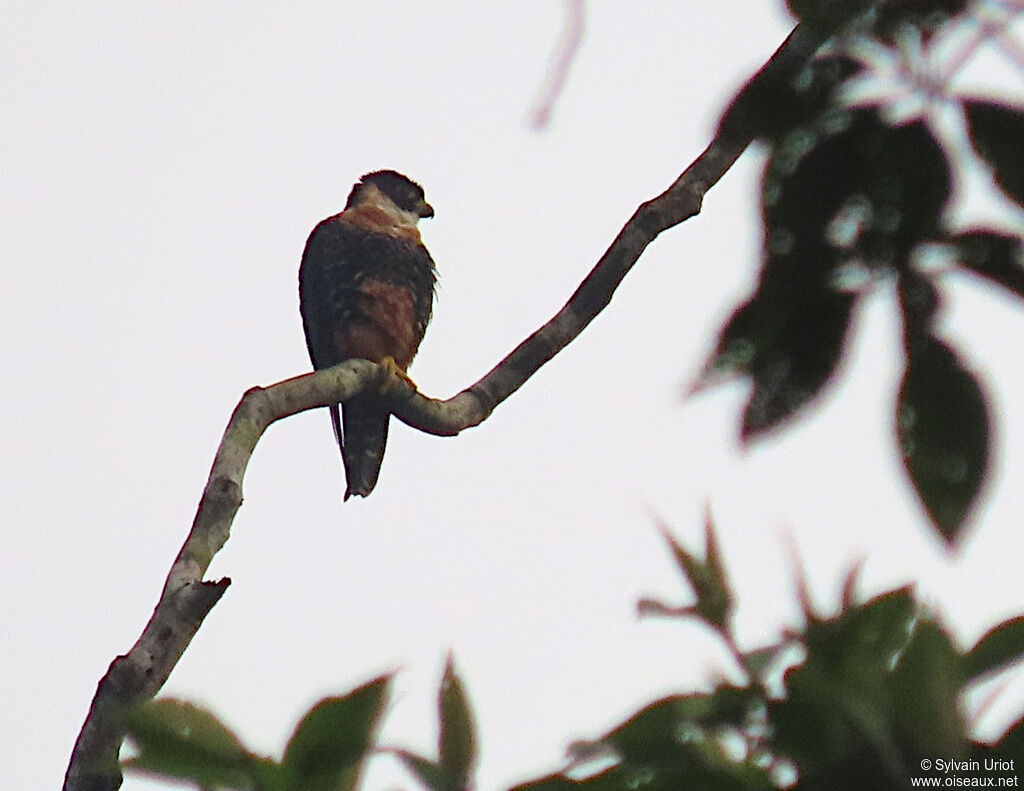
[299,170,437,499]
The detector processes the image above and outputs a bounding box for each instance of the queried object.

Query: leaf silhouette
[896,338,989,545]
[951,229,1024,300]
[965,101,1024,208]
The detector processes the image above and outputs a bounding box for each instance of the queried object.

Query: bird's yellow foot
[379,356,416,390]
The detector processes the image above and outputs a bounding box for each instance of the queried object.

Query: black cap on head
[346,169,434,218]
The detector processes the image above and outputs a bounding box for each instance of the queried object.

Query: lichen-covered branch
[64,20,835,791]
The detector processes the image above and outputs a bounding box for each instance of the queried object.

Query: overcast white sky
[3,3,1023,790]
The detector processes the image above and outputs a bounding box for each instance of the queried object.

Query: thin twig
[529,0,586,129]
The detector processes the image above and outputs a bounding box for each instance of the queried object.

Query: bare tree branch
[64,20,833,791]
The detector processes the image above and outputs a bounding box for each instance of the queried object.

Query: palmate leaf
[763,111,950,268]
[965,101,1024,208]
[896,337,989,545]
[700,109,952,443]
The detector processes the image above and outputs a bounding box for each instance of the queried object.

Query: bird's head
[345,170,434,226]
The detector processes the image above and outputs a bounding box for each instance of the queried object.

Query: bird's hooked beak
[418,200,435,219]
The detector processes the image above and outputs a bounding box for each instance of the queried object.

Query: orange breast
[333,279,421,370]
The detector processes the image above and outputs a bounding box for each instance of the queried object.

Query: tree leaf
[512,764,773,791]
[591,710,774,790]
[872,0,969,42]
[393,749,448,791]
[695,266,856,439]
[121,698,260,790]
[707,110,952,442]
[598,685,764,767]
[964,616,1024,682]
[965,101,1024,207]
[897,269,941,343]
[281,675,391,791]
[697,269,857,441]
[658,517,734,632]
[738,642,789,682]
[896,338,989,544]
[951,229,1024,300]
[772,588,917,774]
[741,285,856,440]
[508,771,585,791]
[439,655,477,791]
[786,0,877,33]
[602,695,714,762]
[717,55,861,143]
[763,111,950,271]
[988,716,1024,767]
[888,618,966,759]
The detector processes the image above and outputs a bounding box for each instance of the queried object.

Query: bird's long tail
[333,395,390,500]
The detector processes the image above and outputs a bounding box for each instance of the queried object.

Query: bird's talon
[380,356,416,390]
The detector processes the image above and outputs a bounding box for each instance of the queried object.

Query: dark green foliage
[952,229,1024,299]
[121,699,276,790]
[717,55,862,143]
[120,523,1024,791]
[770,588,918,776]
[640,516,734,631]
[979,717,1024,770]
[394,655,478,791]
[122,675,391,791]
[872,0,970,41]
[703,10,1024,543]
[508,524,1024,791]
[896,337,989,544]
[786,0,970,40]
[785,0,878,34]
[439,656,477,790]
[280,676,390,791]
[699,107,953,444]
[965,616,1024,682]
[762,112,951,269]
[966,101,1024,208]
[701,281,856,439]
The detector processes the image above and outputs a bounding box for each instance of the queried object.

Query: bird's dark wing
[299,216,365,371]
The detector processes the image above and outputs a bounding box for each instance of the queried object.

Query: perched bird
[299,170,437,499]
